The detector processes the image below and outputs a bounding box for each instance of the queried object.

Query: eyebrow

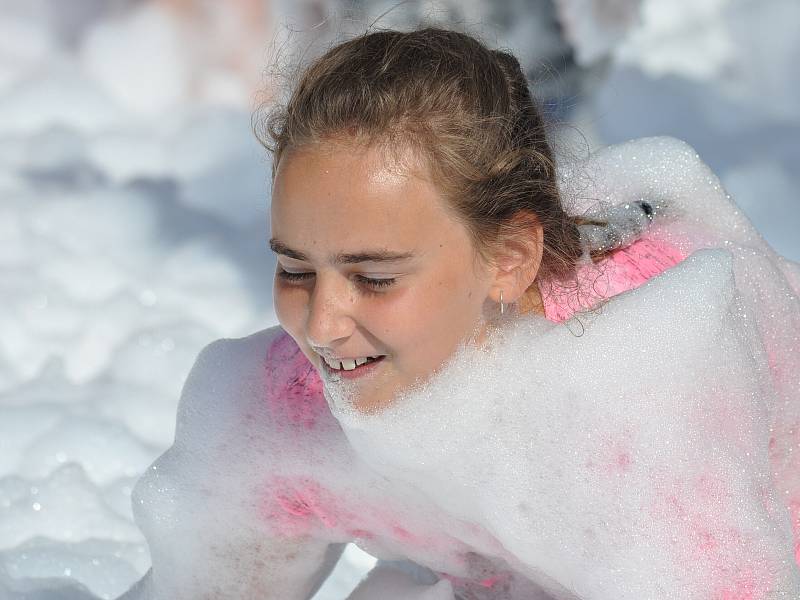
[269,238,415,264]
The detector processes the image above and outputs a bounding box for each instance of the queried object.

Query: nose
[305,272,357,349]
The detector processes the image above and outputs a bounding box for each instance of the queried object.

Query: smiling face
[270,141,501,413]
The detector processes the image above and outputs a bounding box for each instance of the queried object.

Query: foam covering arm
[346,562,455,600]
[121,332,343,600]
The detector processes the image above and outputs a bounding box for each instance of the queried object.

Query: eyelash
[277,269,396,291]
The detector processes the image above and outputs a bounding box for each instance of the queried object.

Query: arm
[346,561,454,600]
[120,331,344,600]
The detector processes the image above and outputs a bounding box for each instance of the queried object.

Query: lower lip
[322,356,386,379]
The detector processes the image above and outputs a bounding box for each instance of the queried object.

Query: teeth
[321,354,382,371]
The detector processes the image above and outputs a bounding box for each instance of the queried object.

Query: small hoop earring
[499,290,505,316]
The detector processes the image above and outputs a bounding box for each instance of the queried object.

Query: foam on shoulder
[129,326,347,598]
[333,247,800,598]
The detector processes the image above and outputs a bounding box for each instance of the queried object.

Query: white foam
[120,138,800,599]
[336,248,799,597]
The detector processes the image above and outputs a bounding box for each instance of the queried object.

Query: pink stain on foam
[264,332,328,430]
[440,571,510,594]
[650,473,779,599]
[585,430,635,477]
[714,571,758,600]
[694,473,729,504]
[367,506,451,553]
[765,345,787,386]
[479,575,502,588]
[789,500,800,566]
[766,423,800,568]
[391,524,416,543]
[658,473,734,560]
[262,476,346,537]
[347,528,376,541]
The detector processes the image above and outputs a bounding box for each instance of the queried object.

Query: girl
[121,28,800,599]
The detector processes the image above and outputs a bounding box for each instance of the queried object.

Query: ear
[490,212,544,309]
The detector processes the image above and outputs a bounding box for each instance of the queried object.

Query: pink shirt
[542,237,688,323]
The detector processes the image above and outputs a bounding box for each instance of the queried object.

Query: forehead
[270,142,468,255]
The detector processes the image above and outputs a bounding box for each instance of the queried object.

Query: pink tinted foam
[264,333,327,430]
[262,475,347,537]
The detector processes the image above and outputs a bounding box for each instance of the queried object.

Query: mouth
[318,354,387,379]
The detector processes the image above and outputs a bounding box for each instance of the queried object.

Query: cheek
[393,274,480,353]
[427,264,484,321]
[273,283,307,335]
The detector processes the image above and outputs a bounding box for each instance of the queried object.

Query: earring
[500,290,504,316]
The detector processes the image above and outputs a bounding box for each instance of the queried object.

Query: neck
[518,282,545,316]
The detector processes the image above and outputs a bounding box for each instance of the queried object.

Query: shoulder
[174,326,331,442]
[589,136,706,168]
[182,326,285,398]
[176,326,281,421]
[576,136,713,185]
[559,136,722,218]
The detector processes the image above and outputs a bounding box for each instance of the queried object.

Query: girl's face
[270,142,499,413]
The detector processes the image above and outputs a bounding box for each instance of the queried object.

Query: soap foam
[321,138,800,598]
[337,247,799,598]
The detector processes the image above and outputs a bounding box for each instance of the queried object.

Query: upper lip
[315,351,384,360]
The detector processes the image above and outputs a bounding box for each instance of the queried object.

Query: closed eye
[276,268,396,290]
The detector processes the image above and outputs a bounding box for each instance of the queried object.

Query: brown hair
[258,27,584,309]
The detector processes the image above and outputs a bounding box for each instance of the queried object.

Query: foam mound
[123,137,800,599]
